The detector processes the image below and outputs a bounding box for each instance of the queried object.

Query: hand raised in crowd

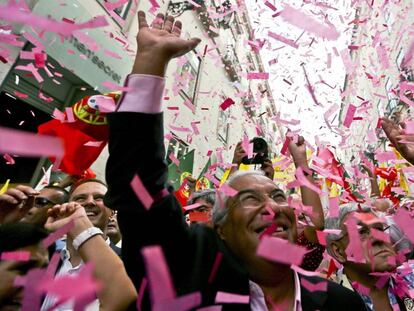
[288,135,309,168]
[132,11,201,77]
[381,117,414,165]
[232,141,247,166]
[261,158,275,179]
[45,202,92,238]
[0,185,38,224]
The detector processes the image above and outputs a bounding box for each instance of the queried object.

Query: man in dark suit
[104,11,367,310]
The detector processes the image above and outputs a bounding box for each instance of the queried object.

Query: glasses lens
[34,197,52,208]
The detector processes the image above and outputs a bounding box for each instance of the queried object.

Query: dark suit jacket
[105,112,367,311]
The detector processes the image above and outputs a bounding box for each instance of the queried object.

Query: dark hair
[70,178,107,195]
[0,223,49,255]
[43,185,70,204]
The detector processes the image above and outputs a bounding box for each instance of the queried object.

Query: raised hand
[132,11,201,76]
[381,117,414,165]
[0,185,38,224]
[232,142,247,166]
[45,202,90,237]
[288,135,308,168]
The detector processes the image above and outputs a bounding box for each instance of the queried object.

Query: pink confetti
[42,220,74,248]
[220,98,235,110]
[137,278,147,311]
[52,108,65,121]
[14,91,29,99]
[141,245,176,305]
[169,153,180,166]
[328,197,339,217]
[191,121,200,135]
[103,49,122,59]
[208,252,223,284]
[247,72,269,80]
[344,217,365,263]
[84,141,104,147]
[1,251,31,261]
[280,4,339,40]
[343,104,356,128]
[15,63,43,83]
[130,174,154,210]
[0,5,108,36]
[300,278,327,292]
[295,167,323,195]
[103,0,130,11]
[3,153,15,165]
[268,31,299,49]
[101,81,133,92]
[376,44,390,70]
[393,209,414,243]
[257,236,307,266]
[219,184,238,197]
[0,126,64,159]
[65,107,75,123]
[215,292,249,304]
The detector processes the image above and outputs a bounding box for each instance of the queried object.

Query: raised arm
[103,12,201,306]
[45,203,137,311]
[288,136,324,242]
[381,117,414,165]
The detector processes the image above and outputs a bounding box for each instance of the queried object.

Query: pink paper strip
[280,4,339,40]
[208,252,223,284]
[130,174,154,210]
[169,153,180,166]
[219,184,238,197]
[343,104,356,128]
[256,236,307,266]
[183,203,202,211]
[295,167,323,195]
[345,217,365,263]
[301,278,328,292]
[220,98,235,110]
[215,292,249,304]
[42,220,74,248]
[1,251,31,261]
[0,126,64,158]
[268,31,299,49]
[141,245,176,304]
[247,72,269,80]
[65,107,75,123]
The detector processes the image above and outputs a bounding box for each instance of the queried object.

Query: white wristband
[72,227,103,251]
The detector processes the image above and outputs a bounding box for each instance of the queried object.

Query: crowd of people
[2,11,414,311]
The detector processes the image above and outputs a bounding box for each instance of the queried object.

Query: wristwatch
[73,227,103,251]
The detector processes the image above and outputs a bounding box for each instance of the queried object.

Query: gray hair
[188,189,216,206]
[325,203,371,248]
[211,170,266,228]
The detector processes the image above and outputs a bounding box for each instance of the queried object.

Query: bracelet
[72,227,103,251]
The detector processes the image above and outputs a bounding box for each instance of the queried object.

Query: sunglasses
[34,197,58,208]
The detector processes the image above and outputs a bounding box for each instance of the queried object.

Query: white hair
[212,170,266,228]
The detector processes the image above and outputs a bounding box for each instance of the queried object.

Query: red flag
[38,93,120,175]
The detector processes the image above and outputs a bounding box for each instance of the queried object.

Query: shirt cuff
[116,74,165,114]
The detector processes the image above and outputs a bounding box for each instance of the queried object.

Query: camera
[241,137,269,165]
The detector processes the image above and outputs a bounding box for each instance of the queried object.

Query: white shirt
[249,271,302,311]
[40,238,111,311]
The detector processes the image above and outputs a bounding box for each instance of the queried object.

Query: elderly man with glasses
[104,11,367,310]
[326,203,414,311]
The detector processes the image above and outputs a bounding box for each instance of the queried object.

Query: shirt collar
[249,270,302,310]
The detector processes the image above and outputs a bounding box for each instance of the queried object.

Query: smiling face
[70,182,111,232]
[217,174,297,285]
[330,212,396,273]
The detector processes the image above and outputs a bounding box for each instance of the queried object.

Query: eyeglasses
[232,189,288,208]
[34,197,58,208]
[336,223,391,241]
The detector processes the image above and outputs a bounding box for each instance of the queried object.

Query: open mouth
[256,222,289,240]
[85,208,100,218]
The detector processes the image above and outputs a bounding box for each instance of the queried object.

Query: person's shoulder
[300,275,367,310]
